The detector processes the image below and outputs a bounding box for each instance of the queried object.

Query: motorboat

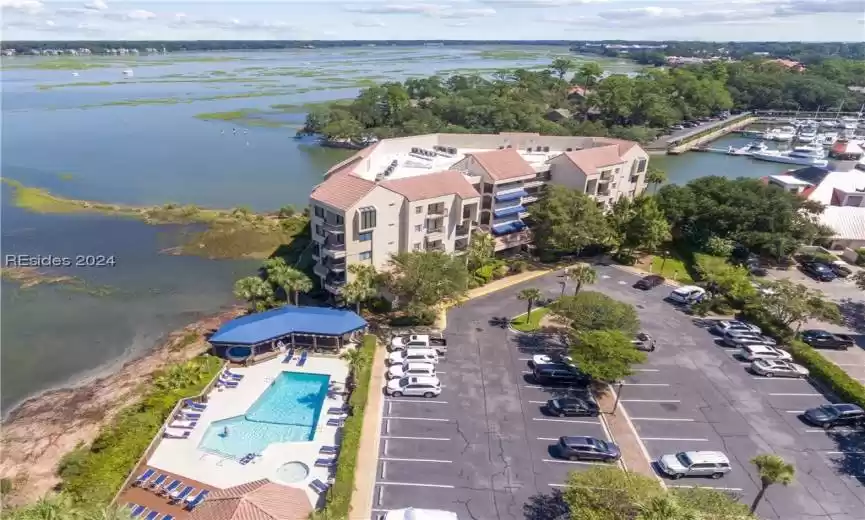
[820,120,838,128]
[817,132,838,147]
[763,127,796,142]
[797,127,817,143]
[728,141,769,156]
[750,146,829,167]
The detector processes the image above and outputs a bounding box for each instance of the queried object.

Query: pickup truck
[390,333,447,355]
[801,329,855,351]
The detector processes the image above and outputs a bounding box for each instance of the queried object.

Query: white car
[387,348,438,366]
[385,376,442,397]
[668,286,705,305]
[384,509,458,520]
[750,359,809,378]
[390,334,447,355]
[387,362,436,380]
[711,320,761,335]
[739,344,792,362]
[530,353,574,368]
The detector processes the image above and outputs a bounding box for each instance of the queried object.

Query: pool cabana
[209,306,367,363]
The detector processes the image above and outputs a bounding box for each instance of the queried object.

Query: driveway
[371,266,865,520]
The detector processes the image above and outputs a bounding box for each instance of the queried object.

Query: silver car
[657,451,732,479]
[723,330,776,347]
[750,359,809,378]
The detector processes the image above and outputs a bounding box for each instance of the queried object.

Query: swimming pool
[198,371,330,459]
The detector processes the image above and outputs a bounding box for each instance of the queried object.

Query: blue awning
[210,306,367,346]
[494,204,525,218]
[495,189,527,202]
[491,220,527,236]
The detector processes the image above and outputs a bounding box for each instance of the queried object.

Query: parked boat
[797,127,817,143]
[728,141,769,156]
[763,126,796,142]
[817,132,838,147]
[750,146,828,167]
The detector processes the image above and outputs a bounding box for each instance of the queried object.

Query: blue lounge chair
[327,418,344,427]
[223,369,244,380]
[170,485,194,503]
[148,474,167,489]
[143,512,159,520]
[218,378,239,388]
[160,516,175,520]
[282,348,295,364]
[327,406,347,415]
[160,479,181,496]
[133,468,155,487]
[163,430,190,440]
[177,411,201,420]
[297,350,308,367]
[315,458,337,468]
[238,453,257,465]
[319,445,339,455]
[184,400,206,411]
[309,479,330,494]
[184,489,209,511]
[169,420,197,430]
[127,504,147,518]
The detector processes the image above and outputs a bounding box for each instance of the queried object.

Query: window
[359,207,376,230]
[359,232,372,242]
[415,206,422,214]
[415,224,422,232]
[314,206,324,218]
[413,242,422,251]
[543,146,550,152]
[314,224,323,237]
[637,158,648,173]
[566,147,573,152]
[359,251,372,261]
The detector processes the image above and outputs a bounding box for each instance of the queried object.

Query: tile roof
[381,170,480,201]
[189,479,311,520]
[821,206,865,241]
[325,142,380,177]
[311,173,376,211]
[466,149,536,181]
[590,137,639,156]
[562,145,624,174]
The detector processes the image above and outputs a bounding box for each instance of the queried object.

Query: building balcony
[313,263,329,278]
[322,219,344,231]
[426,227,445,240]
[523,179,546,189]
[455,223,471,237]
[495,188,528,202]
[321,241,346,258]
[455,238,469,252]
[326,259,347,272]
[324,277,346,294]
[427,205,447,216]
[491,219,527,236]
[425,242,445,252]
[493,204,526,219]
[522,195,540,204]
[494,229,533,251]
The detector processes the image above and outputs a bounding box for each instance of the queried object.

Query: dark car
[827,262,852,278]
[800,262,836,281]
[556,436,620,462]
[801,329,855,351]
[635,275,665,290]
[533,364,589,386]
[545,397,600,417]
[802,404,865,429]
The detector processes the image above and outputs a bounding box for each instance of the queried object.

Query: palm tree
[342,264,379,314]
[466,231,495,271]
[750,454,795,515]
[646,167,668,193]
[566,264,597,295]
[281,268,313,306]
[636,495,697,520]
[82,505,135,520]
[233,276,274,312]
[262,257,288,278]
[22,493,80,520]
[517,288,543,321]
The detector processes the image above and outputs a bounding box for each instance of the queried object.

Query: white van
[387,348,439,366]
[668,285,706,305]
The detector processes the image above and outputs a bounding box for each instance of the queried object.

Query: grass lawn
[649,254,694,284]
[511,307,550,332]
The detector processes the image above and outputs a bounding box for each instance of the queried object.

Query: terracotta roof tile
[325,142,380,177]
[467,149,536,181]
[189,479,311,520]
[590,137,639,156]
[562,145,624,174]
[381,170,480,201]
[311,173,376,211]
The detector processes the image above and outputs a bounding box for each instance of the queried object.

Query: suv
[802,404,865,429]
[801,329,855,351]
[387,348,438,366]
[800,262,836,282]
[533,364,588,386]
[556,436,620,462]
[668,286,705,305]
[390,334,447,355]
[739,344,792,362]
[711,320,761,336]
[723,332,776,348]
[387,362,436,380]
[385,376,441,398]
[657,451,731,479]
[545,396,600,417]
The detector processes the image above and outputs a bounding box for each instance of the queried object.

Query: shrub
[856,248,865,266]
[787,340,865,409]
[474,264,496,285]
[509,260,529,274]
[738,305,795,344]
[493,265,510,279]
[366,296,392,314]
[612,251,637,265]
[703,235,734,257]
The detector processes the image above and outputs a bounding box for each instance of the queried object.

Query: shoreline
[0,305,246,507]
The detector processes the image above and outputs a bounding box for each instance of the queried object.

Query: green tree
[570,329,647,382]
[517,287,543,321]
[610,196,671,255]
[695,254,757,302]
[576,61,604,90]
[275,267,313,306]
[382,251,469,315]
[671,487,751,519]
[563,466,663,520]
[750,454,795,515]
[566,264,597,295]
[551,291,641,335]
[341,264,379,314]
[234,276,274,312]
[466,231,495,271]
[636,495,697,520]
[757,279,842,331]
[550,57,575,79]
[532,185,613,255]
[645,166,667,193]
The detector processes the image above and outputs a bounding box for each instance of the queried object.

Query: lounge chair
[223,369,244,380]
[217,378,239,388]
[327,406,348,415]
[282,348,295,363]
[133,468,155,487]
[169,420,197,430]
[170,485,194,503]
[184,489,210,511]
[177,411,201,420]
[159,479,181,496]
[327,418,344,427]
[297,350,308,367]
[143,512,159,520]
[238,453,257,465]
[127,504,147,518]
[319,445,339,455]
[309,479,330,494]
[148,474,167,489]
[159,516,174,520]
[162,429,190,440]
[184,400,207,411]
[315,458,337,468]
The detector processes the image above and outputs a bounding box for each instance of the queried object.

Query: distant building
[567,86,591,100]
[544,108,572,122]
[769,59,805,71]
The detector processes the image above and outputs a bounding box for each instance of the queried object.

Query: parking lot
[370,266,865,520]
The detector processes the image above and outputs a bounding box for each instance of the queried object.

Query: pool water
[199,371,330,459]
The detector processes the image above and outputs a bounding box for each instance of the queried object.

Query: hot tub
[226,345,252,363]
[275,461,310,484]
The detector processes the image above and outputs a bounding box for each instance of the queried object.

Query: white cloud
[0,0,44,15]
[84,0,107,10]
[774,0,865,16]
[482,0,607,6]
[446,21,469,26]
[439,7,496,18]
[167,14,294,32]
[125,9,156,20]
[353,18,387,26]
[344,3,441,15]
[44,19,54,25]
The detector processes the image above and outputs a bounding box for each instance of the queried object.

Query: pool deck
[146,353,349,508]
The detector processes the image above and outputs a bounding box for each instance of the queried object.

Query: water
[198,371,330,459]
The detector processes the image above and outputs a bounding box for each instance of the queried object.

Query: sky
[1,0,864,42]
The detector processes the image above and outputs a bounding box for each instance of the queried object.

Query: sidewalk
[598,384,664,485]
[349,340,387,519]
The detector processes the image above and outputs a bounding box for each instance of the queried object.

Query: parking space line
[385,399,449,404]
[669,485,744,492]
[376,481,456,489]
[381,435,451,441]
[537,437,559,441]
[632,369,661,372]
[518,358,532,361]
[549,483,566,488]
[376,484,384,506]
[753,377,809,381]
[533,417,601,424]
[642,437,708,441]
[522,370,532,374]
[834,364,862,367]
[630,417,695,422]
[768,393,822,396]
[826,450,865,455]
[380,457,453,464]
[784,410,804,413]
[542,458,608,466]
[621,399,680,403]
[621,383,670,387]
[383,416,451,422]
[381,460,387,480]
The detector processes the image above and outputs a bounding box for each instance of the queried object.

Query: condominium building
[309,132,650,296]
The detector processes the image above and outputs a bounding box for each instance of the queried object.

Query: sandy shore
[0,306,245,507]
